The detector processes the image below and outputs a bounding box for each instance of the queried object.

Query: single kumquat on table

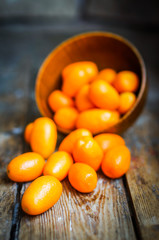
[59,128,92,154]
[30,117,57,159]
[43,151,73,181]
[73,136,103,171]
[21,176,62,215]
[68,163,98,193]
[101,145,131,179]
[24,122,34,144]
[94,133,125,153]
[7,152,45,182]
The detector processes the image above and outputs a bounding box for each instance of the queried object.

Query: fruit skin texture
[7,152,45,182]
[54,107,78,131]
[24,122,34,143]
[95,68,116,84]
[68,163,97,193]
[30,117,57,159]
[48,90,74,112]
[59,128,92,154]
[21,176,62,215]
[89,80,119,110]
[101,145,131,179]
[43,151,73,181]
[62,61,98,97]
[73,136,103,171]
[94,133,125,153]
[113,70,139,93]
[76,109,120,134]
[75,84,95,112]
[118,92,136,114]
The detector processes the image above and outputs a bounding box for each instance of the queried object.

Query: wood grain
[19,172,136,240]
[0,133,21,240]
[124,110,159,240]
[0,64,30,240]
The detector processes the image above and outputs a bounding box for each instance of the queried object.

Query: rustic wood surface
[0,17,159,240]
[19,176,136,240]
[124,110,159,240]
[0,64,30,239]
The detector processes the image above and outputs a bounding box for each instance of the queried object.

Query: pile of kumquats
[7,61,139,216]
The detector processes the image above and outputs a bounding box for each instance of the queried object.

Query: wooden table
[0,22,159,240]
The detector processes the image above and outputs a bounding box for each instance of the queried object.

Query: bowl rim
[35,31,147,134]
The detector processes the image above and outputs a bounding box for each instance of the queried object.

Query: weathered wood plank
[19,173,136,240]
[0,133,21,240]
[0,64,31,240]
[124,110,159,240]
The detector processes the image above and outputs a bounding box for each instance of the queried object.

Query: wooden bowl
[35,32,147,134]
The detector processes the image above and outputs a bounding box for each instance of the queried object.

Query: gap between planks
[122,176,142,240]
[9,183,22,240]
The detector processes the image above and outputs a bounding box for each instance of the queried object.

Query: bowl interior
[35,32,146,134]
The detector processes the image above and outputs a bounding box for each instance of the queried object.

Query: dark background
[0,0,159,126]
